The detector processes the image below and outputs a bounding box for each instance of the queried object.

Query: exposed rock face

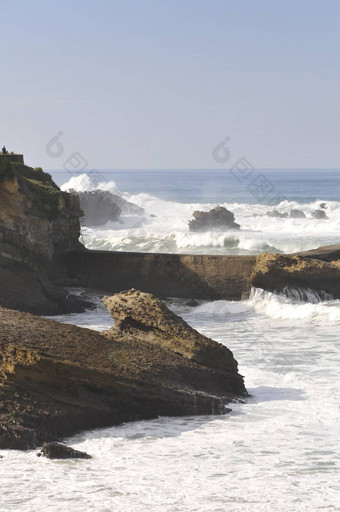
[78,190,144,226]
[0,292,247,450]
[38,442,91,459]
[312,209,327,219]
[0,161,90,314]
[0,163,82,262]
[103,290,242,375]
[250,253,340,298]
[189,206,240,232]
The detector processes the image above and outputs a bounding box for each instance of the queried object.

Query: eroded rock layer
[0,290,247,450]
[0,161,89,314]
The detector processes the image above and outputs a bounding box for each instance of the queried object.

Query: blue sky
[1,0,340,169]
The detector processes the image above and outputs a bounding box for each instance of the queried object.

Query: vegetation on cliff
[0,160,87,314]
[0,160,15,183]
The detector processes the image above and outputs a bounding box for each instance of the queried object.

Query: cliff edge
[0,160,89,314]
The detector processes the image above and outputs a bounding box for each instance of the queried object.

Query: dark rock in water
[78,190,144,226]
[185,299,200,307]
[266,210,288,218]
[312,209,327,219]
[189,206,240,231]
[38,442,92,460]
[289,209,306,219]
[319,203,327,209]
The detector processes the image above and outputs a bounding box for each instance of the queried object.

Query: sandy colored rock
[103,289,239,374]
[251,253,340,298]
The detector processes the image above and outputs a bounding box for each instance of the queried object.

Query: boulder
[312,209,327,219]
[289,209,306,218]
[38,442,91,460]
[189,206,240,231]
[103,290,242,375]
[266,210,288,218]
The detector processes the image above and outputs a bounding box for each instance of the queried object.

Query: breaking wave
[61,174,340,255]
[190,288,340,325]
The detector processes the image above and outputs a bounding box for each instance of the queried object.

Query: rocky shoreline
[1,158,339,450]
[0,290,246,450]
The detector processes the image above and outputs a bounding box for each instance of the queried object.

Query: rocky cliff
[0,290,246,450]
[251,253,340,299]
[0,160,89,314]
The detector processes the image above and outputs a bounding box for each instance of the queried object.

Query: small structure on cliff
[0,147,24,164]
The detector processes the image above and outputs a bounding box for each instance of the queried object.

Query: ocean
[1,169,340,511]
[53,168,340,255]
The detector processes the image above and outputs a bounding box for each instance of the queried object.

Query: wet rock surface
[289,209,306,218]
[78,190,144,226]
[189,206,240,231]
[251,253,340,298]
[312,209,328,219]
[38,442,92,459]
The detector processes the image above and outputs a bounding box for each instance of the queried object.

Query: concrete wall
[0,154,24,164]
[66,251,256,300]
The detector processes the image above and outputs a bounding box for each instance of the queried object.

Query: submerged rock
[0,291,246,450]
[38,442,91,460]
[189,206,240,231]
[312,209,327,219]
[185,299,200,307]
[266,210,288,218]
[289,209,306,218]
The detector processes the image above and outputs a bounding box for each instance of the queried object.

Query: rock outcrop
[78,190,144,226]
[0,160,90,314]
[0,291,247,450]
[103,289,242,375]
[266,210,288,218]
[189,206,240,232]
[38,442,92,459]
[250,253,340,299]
[312,209,327,219]
[289,209,306,218]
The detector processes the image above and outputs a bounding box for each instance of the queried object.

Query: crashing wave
[60,174,340,255]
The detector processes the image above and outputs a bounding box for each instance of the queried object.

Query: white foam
[60,174,340,255]
[3,296,340,511]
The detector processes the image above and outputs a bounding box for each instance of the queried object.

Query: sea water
[1,170,340,511]
[55,169,340,255]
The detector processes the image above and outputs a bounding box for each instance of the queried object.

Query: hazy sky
[1,0,340,169]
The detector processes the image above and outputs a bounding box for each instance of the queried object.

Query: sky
[1,0,340,170]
